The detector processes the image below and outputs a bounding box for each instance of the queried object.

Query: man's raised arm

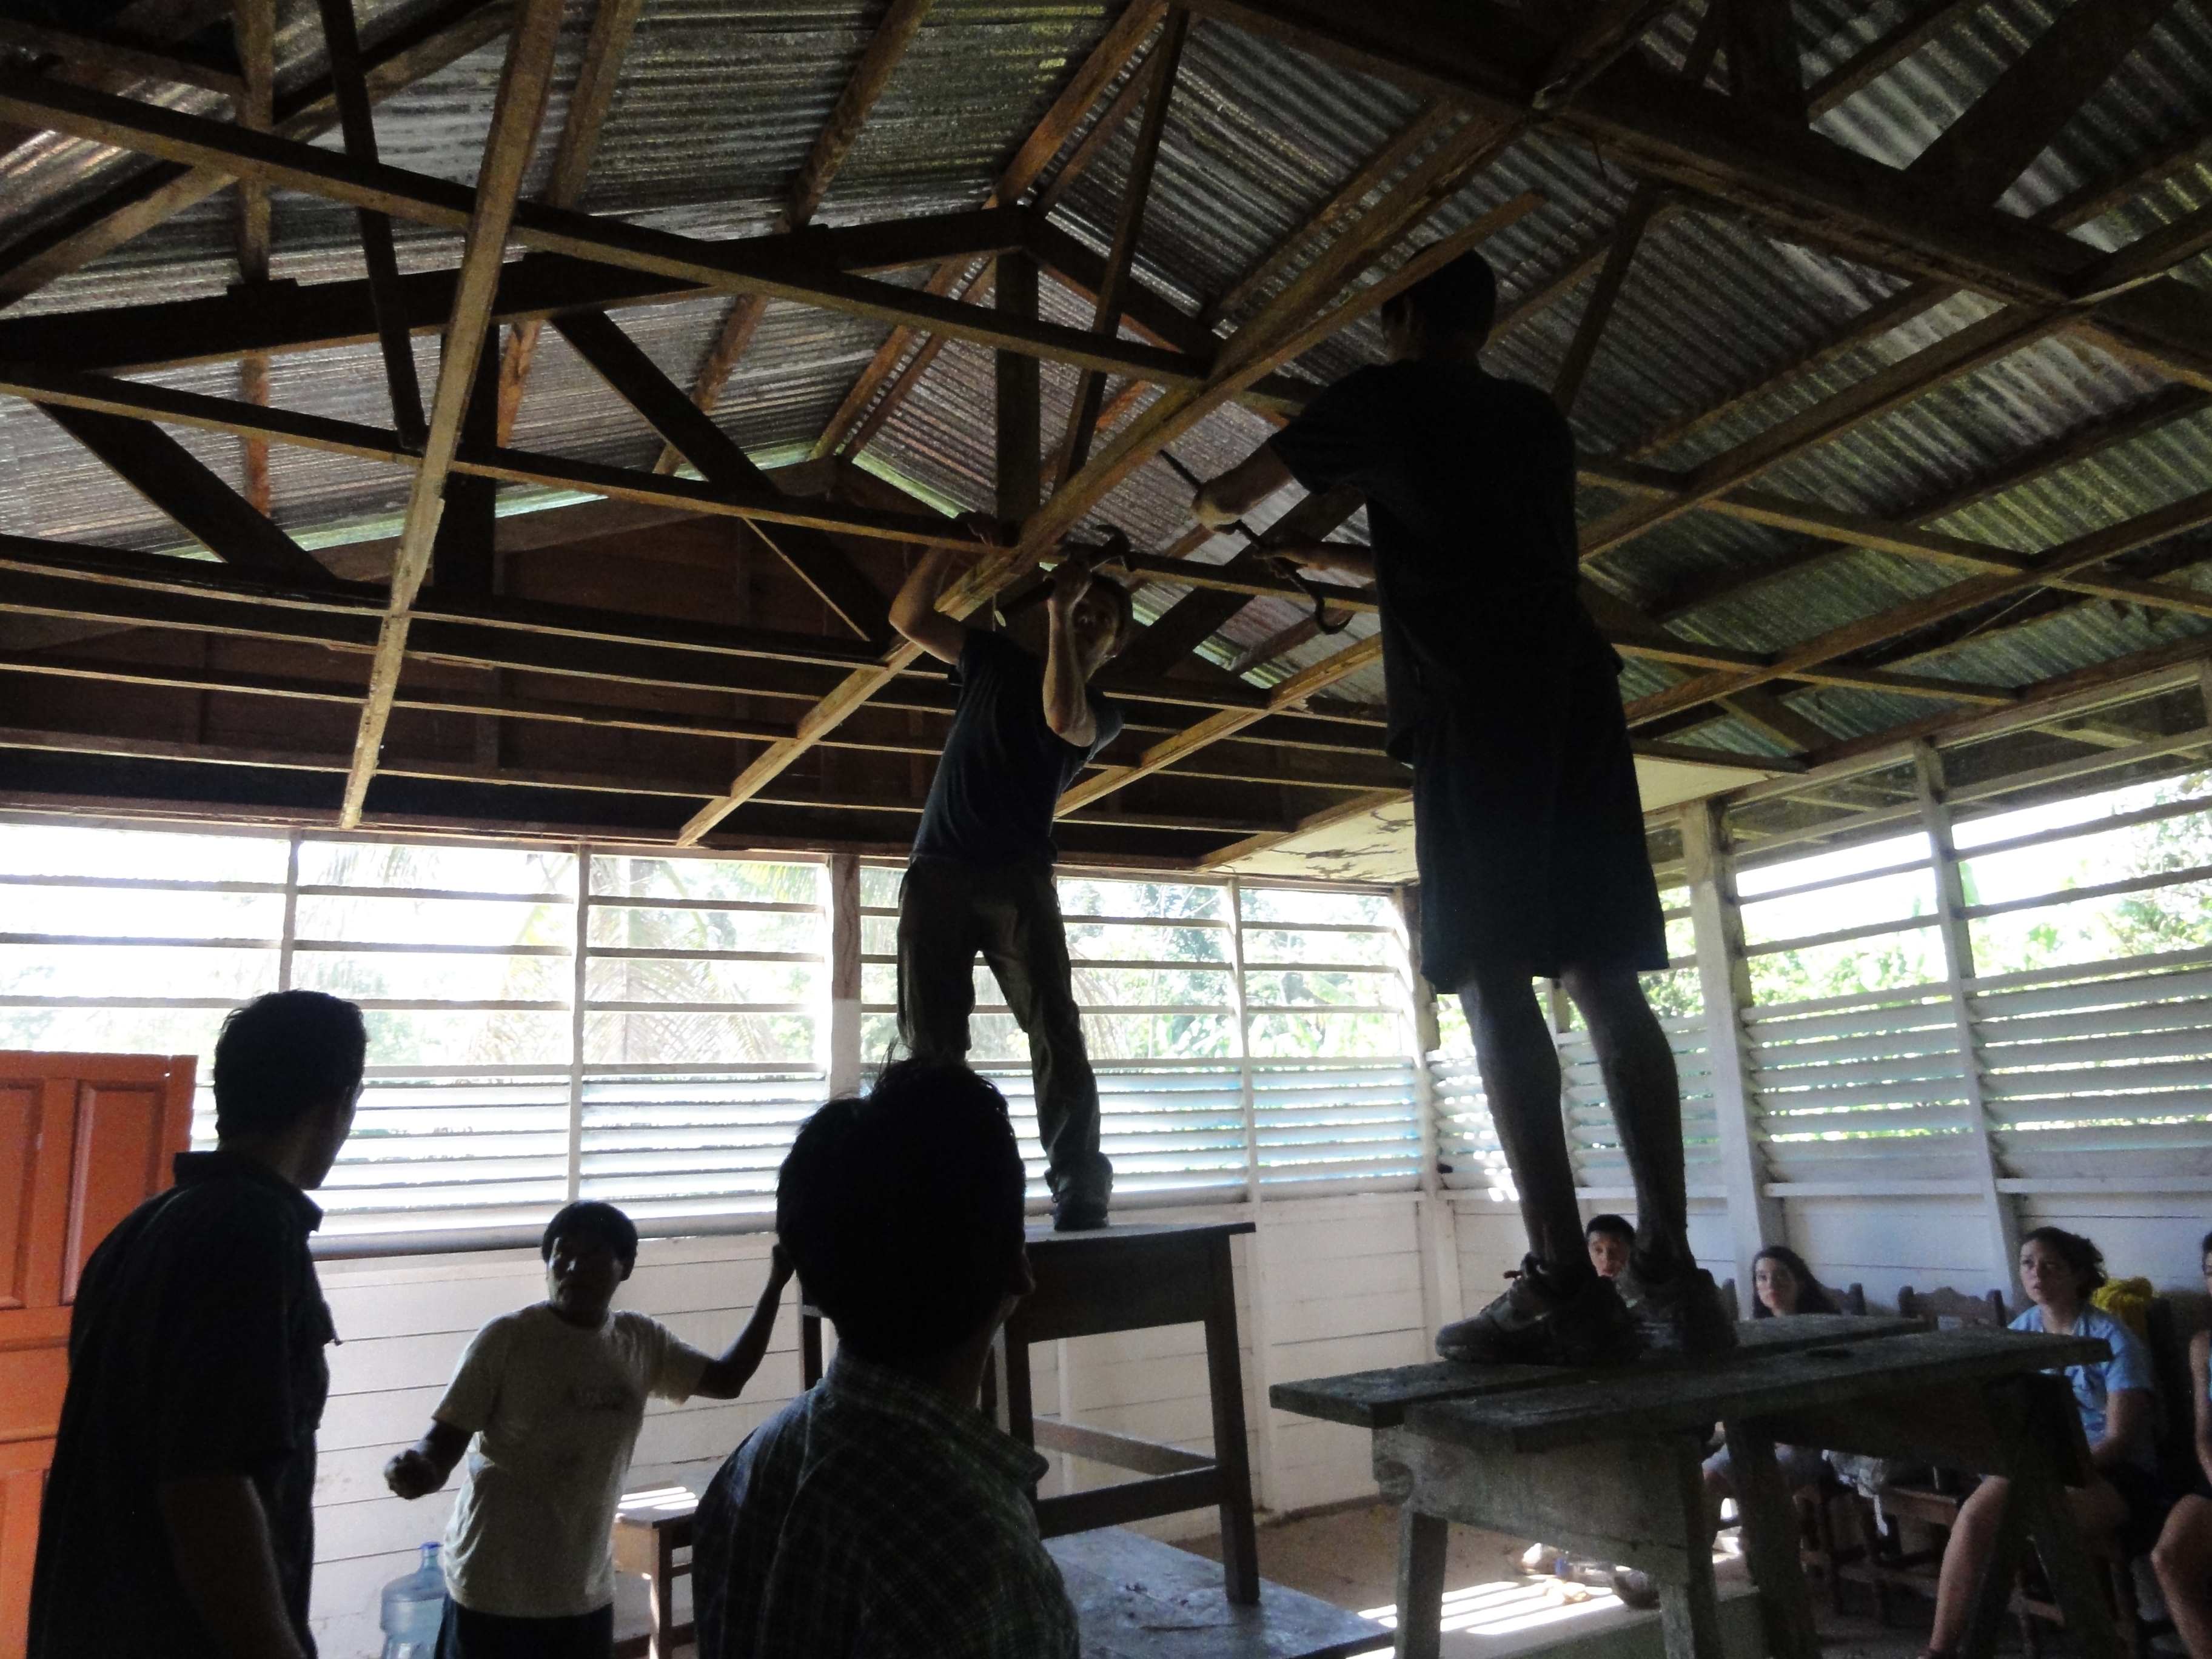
[1191,446,1375,581]
[1042,562,1098,750]
[890,547,975,665]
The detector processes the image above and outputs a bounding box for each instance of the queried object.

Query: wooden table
[805,1218,1262,1603]
[1272,1316,2121,1659]
[611,1486,697,1659]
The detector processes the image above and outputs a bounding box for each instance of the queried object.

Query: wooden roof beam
[1056,7,1188,484]
[551,309,894,646]
[339,0,562,828]
[229,0,274,515]
[0,0,512,309]
[497,0,646,441]
[666,0,937,472]
[806,1,1169,461]
[1804,0,1983,119]
[0,16,244,97]
[1551,183,1661,415]
[33,404,329,585]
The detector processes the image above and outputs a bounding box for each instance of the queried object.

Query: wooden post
[1681,799,1781,1293]
[1913,740,2021,1299]
[1393,1508,1449,1659]
[825,853,862,1096]
[996,251,1041,522]
[1203,1233,1262,1606]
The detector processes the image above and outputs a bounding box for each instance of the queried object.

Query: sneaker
[1051,1193,1108,1232]
[1611,1567,1661,1610]
[1434,1256,1644,1367]
[1619,1255,1738,1357]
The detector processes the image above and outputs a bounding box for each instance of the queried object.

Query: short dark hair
[777,1061,1027,1364]
[542,1200,638,1272]
[1750,1245,1838,1318]
[2022,1225,2107,1293]
[213,990,367,1139]
[1585,1213,1634,1245]
[1379,250,1498,347]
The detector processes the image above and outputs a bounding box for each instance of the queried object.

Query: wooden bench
[1275,1316,2127,1659]
[804,1218,1263,1604]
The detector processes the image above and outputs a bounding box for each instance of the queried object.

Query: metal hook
[1156,446,1352,636]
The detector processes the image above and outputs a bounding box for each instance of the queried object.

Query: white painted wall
[308,1191,1472,1659]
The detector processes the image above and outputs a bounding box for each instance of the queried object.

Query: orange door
[0,1053,196,1659]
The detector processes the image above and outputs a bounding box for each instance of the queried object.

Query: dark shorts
[1410,644,1667,988]
[438,1597,614,1659]
[2107,1460,2176,1556]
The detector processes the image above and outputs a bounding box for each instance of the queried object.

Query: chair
[1898,1284,2008,1329]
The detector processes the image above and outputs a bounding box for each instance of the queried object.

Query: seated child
[384,1201,794,1659]
[1704,1247,1839,1533]
[1917,1227,2159,1659]
[1586,1214,1634,1282]
[2152,1230,2212,1659]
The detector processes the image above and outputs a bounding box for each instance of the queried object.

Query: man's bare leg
[1560,965,1691,1269]
[1433,968,1642,1365]
[1458,968,1585,1275]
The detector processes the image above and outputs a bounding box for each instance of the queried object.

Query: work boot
[1050,1191,1108,1232]
[1434,1256,1644,1367]
[1618,1253,1738,1357]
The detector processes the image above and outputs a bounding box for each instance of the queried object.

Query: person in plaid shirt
[691,1061,1079,1659]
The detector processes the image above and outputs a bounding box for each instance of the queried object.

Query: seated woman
[1704,1247,1838,1530]
[2151,1230,2212,1658]
[1917,1227,2159,1659]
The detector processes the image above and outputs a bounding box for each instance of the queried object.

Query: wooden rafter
[0,16,245,97]
[1056,7,1188,483]
[806,1,1170,461]
[339,0,563,827]
[497,0,645,442]
[1551,184,1662,415]
[33,404,329,584]
[229,0,274,515]
[662,0,936,473]
[1803,0,1982,119]
[0,0,514,309]
[315,0,428,447]
[0,79,1216,390]
[551,309,894,645]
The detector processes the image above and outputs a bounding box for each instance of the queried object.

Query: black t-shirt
[28,1150,335,1659]
[911,629,1124,866]
[1269,360,1612,760]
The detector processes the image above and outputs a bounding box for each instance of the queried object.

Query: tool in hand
[996,526,1135,620]
[1155,448,1352,635]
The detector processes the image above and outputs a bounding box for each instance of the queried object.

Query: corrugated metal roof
[1,0,2208,756]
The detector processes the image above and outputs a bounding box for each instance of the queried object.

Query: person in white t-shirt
[383,1201,794,1659]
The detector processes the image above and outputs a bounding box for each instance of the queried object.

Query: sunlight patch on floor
[1358,1577,1623,1638]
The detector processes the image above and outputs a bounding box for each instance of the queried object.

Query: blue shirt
[2010,1304,2157,1470]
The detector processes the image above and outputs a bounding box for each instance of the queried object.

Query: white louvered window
[1,821,1430,1250]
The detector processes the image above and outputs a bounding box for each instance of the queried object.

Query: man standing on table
[1190,252,1730,1365]
[888,544,1134,1230]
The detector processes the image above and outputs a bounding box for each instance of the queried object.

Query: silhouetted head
[1379,251,1498,360]
[777,1061,1030,1365]
[213,990,367,1186]
[542,1200,639,1325]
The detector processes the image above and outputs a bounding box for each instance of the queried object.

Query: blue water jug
[380,1542,446,1659]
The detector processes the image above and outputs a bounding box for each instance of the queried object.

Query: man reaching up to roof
[1190,252,1731,1365]
[888,545,1135,1230]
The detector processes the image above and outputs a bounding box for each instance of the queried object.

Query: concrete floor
[1176,1502,2053,1658]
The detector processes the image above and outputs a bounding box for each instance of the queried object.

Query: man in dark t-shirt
[1191,253,1730,1365]
[28,990,365,1659]
[889,547,1132,1228]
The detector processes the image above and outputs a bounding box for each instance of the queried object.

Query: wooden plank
[427,333,500,597]
[0,18,244,96]
[1045,1527,1386,1659]
[230,0,275,515]
[0,76,1205,392]
[550,309,894,645]
[1030,1413,1213,1475]
[1805,0,1983,118]
[671,0,937,467]
[497,0,645,440]
[1270,1313,1922,1427]
[998,252,1041,520]
[1404,1325,2109,1455]
[1904,0,2181,206]
[1055,7,1189,484]
[33,404,328,584]
[806,2,1168,458]
[316,0,427,447]
[340,0,563,828]
[1551,183,1661,414]
[1032,61,1150,217]
[0,0,514,310]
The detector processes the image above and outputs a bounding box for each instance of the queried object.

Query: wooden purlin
[0,360,981,549]
[0,16,246,96]
[229,0,275,515]
[806,1,1170,460]
[497,0,646,442]
[338,0,563,828]
[0,0,515,309]
[1550,183,1661,415]
[1056,7,1188,484]
[0,78,1220,389]
[662,0,937,473]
